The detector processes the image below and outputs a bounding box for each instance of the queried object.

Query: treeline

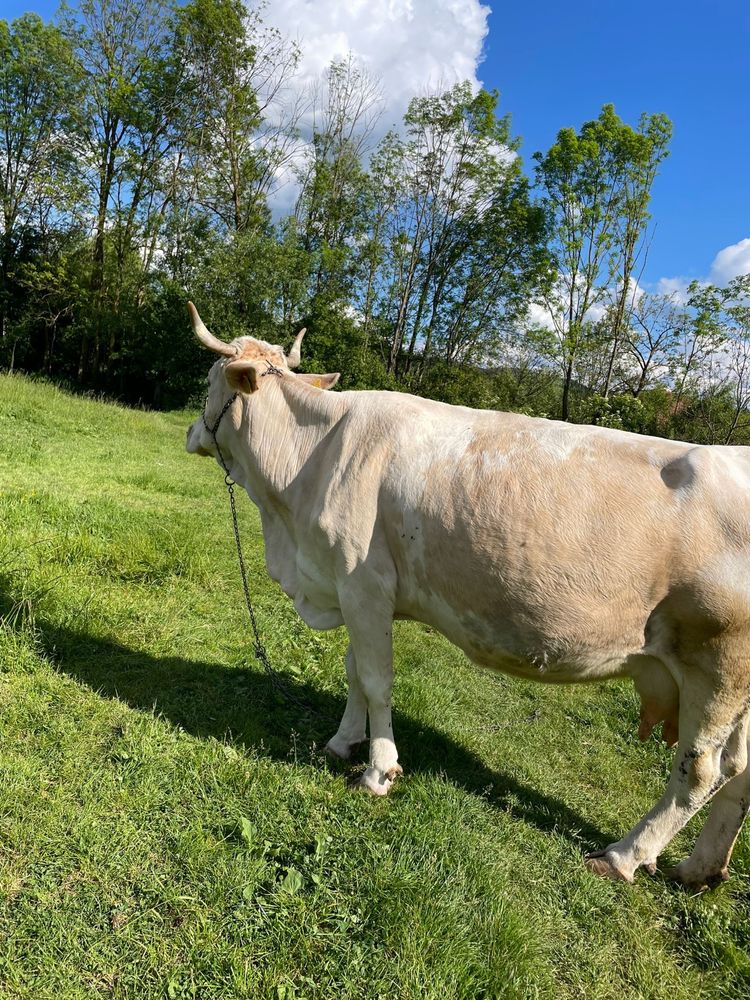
[2,0,749,442]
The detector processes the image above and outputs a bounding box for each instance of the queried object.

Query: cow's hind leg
[326,643,367,760]
[673,717,750,890]
[587,654,749,883]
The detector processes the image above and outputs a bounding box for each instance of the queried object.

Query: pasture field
[0,372,748,1000]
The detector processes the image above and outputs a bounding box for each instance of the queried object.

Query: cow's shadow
[1,583,614,853]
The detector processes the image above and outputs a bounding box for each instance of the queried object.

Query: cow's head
[185,301,340,460]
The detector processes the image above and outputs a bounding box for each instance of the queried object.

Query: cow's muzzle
[186,421,210,456]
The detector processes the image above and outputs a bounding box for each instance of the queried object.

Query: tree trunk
[561,358,574,421]
[403,278,431,375]
[388,252,420,376]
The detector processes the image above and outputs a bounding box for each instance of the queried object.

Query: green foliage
[418,359,502,409]
[0,12,82,353]
[0,13,82,230]
[175,0,278,234]
[574,392,648,432]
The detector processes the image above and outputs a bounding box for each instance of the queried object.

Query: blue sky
[5,0,749,290]
[481,1,750,289]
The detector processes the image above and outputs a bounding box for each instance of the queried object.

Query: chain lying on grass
[202,388,329,721]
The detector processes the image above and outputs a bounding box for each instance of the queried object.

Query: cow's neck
[234,375,345,507]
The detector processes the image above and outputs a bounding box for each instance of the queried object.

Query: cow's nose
[186,421,211,456]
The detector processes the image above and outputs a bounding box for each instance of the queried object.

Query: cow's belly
[396,583,646,684]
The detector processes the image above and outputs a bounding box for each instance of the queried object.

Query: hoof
[585,851,633,882]
[325,737,363,761]
[671,861,730,892]
[352,765,400,797]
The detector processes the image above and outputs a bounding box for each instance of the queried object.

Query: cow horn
[187,301,236,357]
[286,327,306,369]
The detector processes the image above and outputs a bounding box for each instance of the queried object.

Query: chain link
[202,394,329,720]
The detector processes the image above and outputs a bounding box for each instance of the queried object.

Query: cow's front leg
[326,644,367,760]
[344,617,400,796]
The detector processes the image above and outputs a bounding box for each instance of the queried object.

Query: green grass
[0,371,748,999]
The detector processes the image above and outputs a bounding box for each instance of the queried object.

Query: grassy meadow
[0,371,748,999]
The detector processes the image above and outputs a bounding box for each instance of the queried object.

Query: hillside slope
[0,373,748,999]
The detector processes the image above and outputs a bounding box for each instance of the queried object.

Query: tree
[369,83,546,378]
[623,291,685,397]
[534,104,672,419]
[430,180,547,369]
[0,14,80,354]
[60,0,181,378]
[176,0,300,235]
[295,55,383,309]
[680,275,750,443]
[599,111,671,397]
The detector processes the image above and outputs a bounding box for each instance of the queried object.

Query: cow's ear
[296,372,340,390]
[224,359,260,394]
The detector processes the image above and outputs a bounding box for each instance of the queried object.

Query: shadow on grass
[1,582,615,854]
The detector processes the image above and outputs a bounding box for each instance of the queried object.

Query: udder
[631,656,679,746]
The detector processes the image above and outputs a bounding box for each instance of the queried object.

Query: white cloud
[262,0,491,132]
[624,275,646,309]
[708,237,750,285]
[655,276,692,303]
[527,275,640,332]
[527,301,555,330]
[655,237,750,302]
[258,0,491,215]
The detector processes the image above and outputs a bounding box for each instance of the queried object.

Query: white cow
[186,303,750,890]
